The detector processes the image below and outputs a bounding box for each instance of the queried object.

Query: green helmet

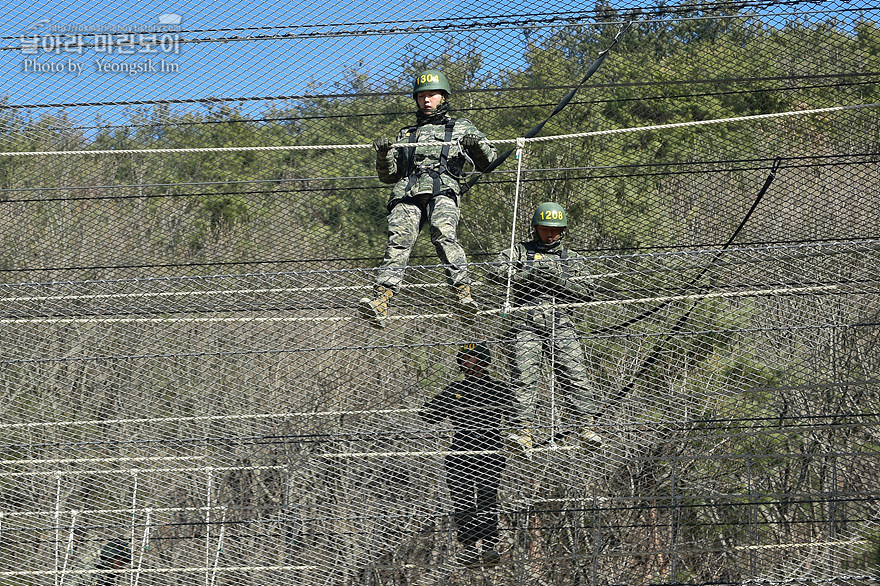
[456,341,491,368]
[531,202,568,228]
[97,539,131,569]
[412,69,451,99]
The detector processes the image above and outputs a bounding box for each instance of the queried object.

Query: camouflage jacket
[493,239,594,323]
[376,112,496,210]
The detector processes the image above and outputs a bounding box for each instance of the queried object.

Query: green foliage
[8,11,869,266]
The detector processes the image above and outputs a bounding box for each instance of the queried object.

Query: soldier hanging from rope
[359,69,498,327]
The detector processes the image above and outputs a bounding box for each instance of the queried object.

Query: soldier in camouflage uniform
[493,202,603,450]
[359,69,497,327]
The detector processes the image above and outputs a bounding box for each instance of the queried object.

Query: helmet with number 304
[531,202,568,228]
[412,69,451,99]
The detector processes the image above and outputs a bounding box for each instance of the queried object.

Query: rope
[209,508,227,586]
[503,137,527,317]
[0,281,455,304]
[732,539,869,551]
[1,505,253,519]
[7,455,205,465]
[205,468,213,586]
[0,465,287,478]
[0,564,326,579]
[523,102,880,143]
[54,476,62,586]
[133,508,151,586]
[464,19,633,193]
[592,157,783,337]
[596,158,783,418]
[0,282,843,326]
[0,240,872,304]
[2,565,874,581]
[58,510,78,586]
[0,103,875,157]
[0,408,421,430]
[315,445,577,459]
[0,565,326,577]
[130,472,138,586]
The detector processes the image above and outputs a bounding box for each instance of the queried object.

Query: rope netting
[1,1,879,584]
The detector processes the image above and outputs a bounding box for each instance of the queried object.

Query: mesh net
[1,1,879,584]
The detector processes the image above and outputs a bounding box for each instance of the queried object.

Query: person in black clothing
[420,342,516,568]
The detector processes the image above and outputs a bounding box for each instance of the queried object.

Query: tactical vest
[403,118,458,201]
[511,241,571,319]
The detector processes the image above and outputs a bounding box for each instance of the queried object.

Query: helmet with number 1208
[531,202,567,228]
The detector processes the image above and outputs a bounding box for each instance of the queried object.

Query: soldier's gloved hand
[373,137,392,154]
[460,134,481,153]
[513,263,538,282]
[533,261,564,286]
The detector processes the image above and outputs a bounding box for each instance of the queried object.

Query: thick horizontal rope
[18,439,852,465]
[0,407,714,434]
[7,566,874,580]
[6,455,204,466]
[523,102,880,143]
[732,539,869,551]
[314,444,578,459]
[11,483,872,519]
[0,464,286,478]
[9,566,874,581]
[0,283,843,325]
[1,565,322,577]
[739,575,875,586]
[0,281,451,303]
[0,103,876,157]
[0,407,421,430]
[2,505,233,519]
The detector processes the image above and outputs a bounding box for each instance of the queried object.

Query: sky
[1,0,405,107]
[0,1,874,126]
[0,0,534,111]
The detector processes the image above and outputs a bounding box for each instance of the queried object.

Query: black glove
[373,137,392,154]
[460,134,481,152]
[532,260,563,286]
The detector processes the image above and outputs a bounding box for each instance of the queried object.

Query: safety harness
[513,241,571,325]
[404,118,458,201]
[523,241,569,278]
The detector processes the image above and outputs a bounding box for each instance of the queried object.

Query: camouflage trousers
[376,194,469,290]
[507,315,596,427]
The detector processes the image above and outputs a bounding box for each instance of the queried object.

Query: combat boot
[454,284,479,315]
[358,286,393,327]
[506,427,533,457]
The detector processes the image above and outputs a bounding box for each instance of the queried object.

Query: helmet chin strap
[534,231,564,251]
[416,101,450,123]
